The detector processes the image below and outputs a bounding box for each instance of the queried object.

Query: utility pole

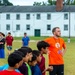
[68,0,70,43]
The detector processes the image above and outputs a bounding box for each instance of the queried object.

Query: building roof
[0,5,75,13]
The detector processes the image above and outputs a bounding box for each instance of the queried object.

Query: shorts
[0,48,5,58]
[49,65,64,75]
[7,46,12,50]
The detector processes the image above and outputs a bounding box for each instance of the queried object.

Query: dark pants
[49,65,64,75]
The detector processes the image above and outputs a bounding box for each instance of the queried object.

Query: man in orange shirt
[44,27,66,75]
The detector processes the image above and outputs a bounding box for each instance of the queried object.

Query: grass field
[0,37,75,75]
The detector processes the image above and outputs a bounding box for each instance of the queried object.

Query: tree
[33,2,41,6]
[33,1,48,6]
[0,1,1,5]
[48,0,56,5]
[48,0,53,5]
[0,0,13,6]
[48,0,75,5]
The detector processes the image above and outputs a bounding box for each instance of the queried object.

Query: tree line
[0,0,13,6]
[33,0,75,6]
[0,0,75,6]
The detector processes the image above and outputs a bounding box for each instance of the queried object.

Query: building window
[26,14,30,20]
[64,13,68,20]
[36,14,41,20]
[47,24,51,30]
[16,24,20,30]
[26,24,30,30]
[6,14,10,20]
[64,25,68,31]
[6,24,10,30]
[47,14,51,20]
[16,14,20,20]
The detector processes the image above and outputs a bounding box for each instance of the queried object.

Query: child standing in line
[18,47,33,75]
[31,50,42,75]
[0,53,23,75]
[37,41,53,75]
[0,50,24,72]
[18,48,30,75]
[29,54,37,67]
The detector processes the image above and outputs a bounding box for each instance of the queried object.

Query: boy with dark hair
[6,32,13,55]
[18,48,29,75]
[0,50,24,72]
[29,54,37,66]
[37,41,53,75]
[0,53,23,75]
[22,32,30,47]
[21,46,33,61]
[18,47,33,75]
[31,50,42,75]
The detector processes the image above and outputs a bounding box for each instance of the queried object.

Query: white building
[0,5,75,37]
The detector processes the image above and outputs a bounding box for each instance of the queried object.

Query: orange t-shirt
[44,37,66,65]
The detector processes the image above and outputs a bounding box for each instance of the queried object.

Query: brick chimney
[56,0,63,11]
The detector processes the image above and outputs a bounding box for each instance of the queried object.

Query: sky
[9,0,48,6]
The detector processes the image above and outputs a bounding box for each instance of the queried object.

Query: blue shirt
[31,64,42,75]
[22,36,30,46]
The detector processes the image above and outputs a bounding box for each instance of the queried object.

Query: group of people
[0,27,67,75]
[0,32,13,58]
[0,41,53,75]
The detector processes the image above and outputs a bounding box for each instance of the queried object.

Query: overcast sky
[9,0,48,6]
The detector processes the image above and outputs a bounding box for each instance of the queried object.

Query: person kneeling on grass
[0,52,23,75]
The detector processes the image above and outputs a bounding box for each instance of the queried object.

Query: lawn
[0,37,75,75]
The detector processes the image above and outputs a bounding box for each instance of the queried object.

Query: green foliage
[71,0,75,5]
[64,0,75,5]
[33,1,48,6]
[48,0,52,5]
[48,0,56,5]
[48,0,75,5]
[0,0,13,6]
[33,2,41,6]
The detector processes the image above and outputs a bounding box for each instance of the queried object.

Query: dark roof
[0,5,75,13]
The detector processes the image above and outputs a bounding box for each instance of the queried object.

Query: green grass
[0,37,75,75]
[14,36,49,40]
[14,36,75,42]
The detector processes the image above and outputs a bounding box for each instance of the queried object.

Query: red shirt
[0,70,23,75]
[6,36,13,46]
[38,55,45,75]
